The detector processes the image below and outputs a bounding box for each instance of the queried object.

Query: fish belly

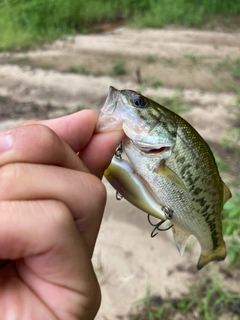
[124,139,226,269]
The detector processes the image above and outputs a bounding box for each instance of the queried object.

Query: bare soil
[0,26,239,319]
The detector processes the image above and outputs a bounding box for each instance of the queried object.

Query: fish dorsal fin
[172,224,191,255]
[222,181,232,204]
[154,161,187,191]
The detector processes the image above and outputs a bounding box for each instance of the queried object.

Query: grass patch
[111,59,127,76]
[221,115,240,267]
[184,54,201,65]
[131,0,240,29]
[212,56,240,78]
[150,81,163,89]
[223,192,240,268]
[1,0,240,51]
[145,55,157,63]
[67,66,89,75]
[230,58,240,79]
[211,56,232,73]
[220,98,240,268]
[210,56,240,92]
[127,278,240,320]
[0,0,121,50]
[156,93,190,114]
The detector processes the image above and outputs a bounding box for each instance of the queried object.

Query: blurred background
[0,1,240,319]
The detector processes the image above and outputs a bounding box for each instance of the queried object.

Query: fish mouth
[134,144,171,154]
[123,122,173,154]
[96,86,122,132]
[97,86,150,133]
[104,86,120,115]
[133,141,172,155]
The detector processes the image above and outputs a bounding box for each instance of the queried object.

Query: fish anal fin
[197,242,227,270]
[155,162,187,191]
[222,181,232,204]
[172,224,191,256]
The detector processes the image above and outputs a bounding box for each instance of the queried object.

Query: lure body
[104,155,168,221]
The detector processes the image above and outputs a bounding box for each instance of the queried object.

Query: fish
[96,86,232,270]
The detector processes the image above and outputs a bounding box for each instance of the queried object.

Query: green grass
[218,109,240,267]
[150,81,163,89]
[131,0,240,29]
[184,54,202,65]
[67,66,89,75]
[1,0,240,51]
[230,58,240,79]
[210,56,240,93]
[145,55,157,63]
[128,278,240,320]
[0,0,120,50]
[212,56,240,80]
[156,93,190,114]
[223,193,240,267]
[111,59,127,76]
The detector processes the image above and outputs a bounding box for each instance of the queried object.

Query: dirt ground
[0,26,240,319]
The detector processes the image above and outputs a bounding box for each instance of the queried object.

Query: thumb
[19,110,98,153]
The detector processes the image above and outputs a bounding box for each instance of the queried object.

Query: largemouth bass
[97,86,232,270]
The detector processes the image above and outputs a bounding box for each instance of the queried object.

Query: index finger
[19,110,124,177]
[20,109,98,153]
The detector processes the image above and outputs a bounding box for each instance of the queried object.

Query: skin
[0,110,123,320]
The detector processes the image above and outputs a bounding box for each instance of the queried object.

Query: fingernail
[0,135,12,153]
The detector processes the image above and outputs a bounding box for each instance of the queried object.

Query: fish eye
[130,95,147,108]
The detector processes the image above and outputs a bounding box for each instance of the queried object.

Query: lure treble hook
[114,142,123,160]
[148,205,174,237]
[114,142,124,200]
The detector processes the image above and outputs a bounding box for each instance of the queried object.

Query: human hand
[0,110,123,320]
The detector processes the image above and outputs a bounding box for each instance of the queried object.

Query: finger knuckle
[0,163,23,198]
[14,124,60,155]
[88,174,107,208]
[48,200,72,224]
[31,124,60,153]
[44,200,74,233]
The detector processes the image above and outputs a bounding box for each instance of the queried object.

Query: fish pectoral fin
[154,162,187,191]
[172,224,191,255]
[197,242,227,270]
[222,181,232,204]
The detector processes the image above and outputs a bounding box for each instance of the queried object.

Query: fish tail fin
[197,242,227,270]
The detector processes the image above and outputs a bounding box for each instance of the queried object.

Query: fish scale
[97,86,232,269]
